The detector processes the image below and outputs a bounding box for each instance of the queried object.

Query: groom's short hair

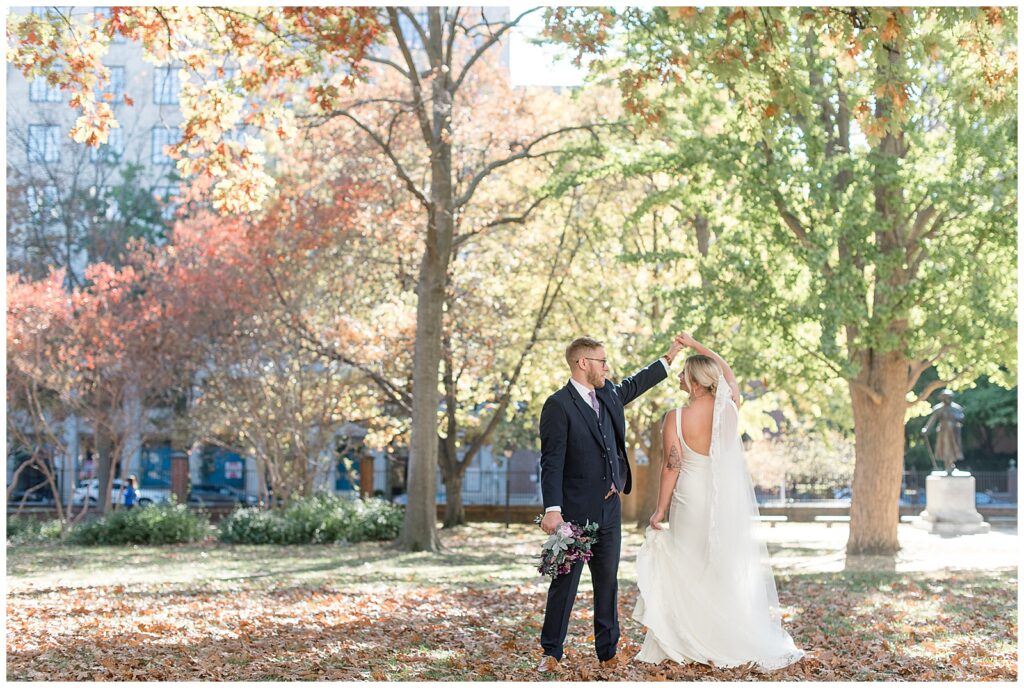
[566,336,603,369]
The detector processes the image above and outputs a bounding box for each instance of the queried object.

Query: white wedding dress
[633,374,804,670]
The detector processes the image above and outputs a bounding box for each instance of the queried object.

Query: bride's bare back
[679,399,714,456]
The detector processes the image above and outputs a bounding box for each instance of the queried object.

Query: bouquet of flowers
[533,515,600,580]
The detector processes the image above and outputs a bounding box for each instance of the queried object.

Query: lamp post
[503,446,513,529]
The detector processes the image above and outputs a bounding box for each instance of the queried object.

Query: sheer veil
[706,374,797,652]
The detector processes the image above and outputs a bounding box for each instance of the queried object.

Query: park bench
[814,515,850,528]
[755,515,787,527]
[986,515,1017,525]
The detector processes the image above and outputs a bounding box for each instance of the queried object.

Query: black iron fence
[431,468,1017,507]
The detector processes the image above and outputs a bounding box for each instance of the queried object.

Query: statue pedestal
[914,472,990,535]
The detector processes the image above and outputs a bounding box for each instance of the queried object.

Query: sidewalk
[755,521,1018,574]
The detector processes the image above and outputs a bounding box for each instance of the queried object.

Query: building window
[153,66,180,105]
[27,124,61,163]
[94,7,127,44]
[25,184,59,220]
[151,127,178,165]
[152,185,179,220]
[89,127,124,164]
[29,76,62,103]
[99,65,126,103]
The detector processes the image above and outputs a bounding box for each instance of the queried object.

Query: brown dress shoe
[599,652,631,669]
[537,655,560,673]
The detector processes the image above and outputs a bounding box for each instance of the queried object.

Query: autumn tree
[9,6,610,551]
[7,240,198,514]
[547,7,1017,553]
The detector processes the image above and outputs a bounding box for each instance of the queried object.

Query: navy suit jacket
[539,359,668,524]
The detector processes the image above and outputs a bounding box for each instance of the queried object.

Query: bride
[633,332,804,670]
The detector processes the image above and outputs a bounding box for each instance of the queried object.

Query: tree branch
[450,7,541,95]
[906,344,956,392]
[910,374,964,408]
[263,265,413,414]
[386,7,433,144]
[361,54,411,80]
[452,191,552,249]
[319,107,429,207]
[460,197,582,465]
[454,123,602,209]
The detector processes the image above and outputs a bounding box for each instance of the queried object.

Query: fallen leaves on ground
[6,532,1017,681]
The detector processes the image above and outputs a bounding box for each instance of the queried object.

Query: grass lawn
[6,522,1017,681]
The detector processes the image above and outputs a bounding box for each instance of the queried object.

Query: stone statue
[920,389,965,475]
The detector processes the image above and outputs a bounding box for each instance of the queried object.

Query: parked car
[975,492,1011,506]
[188,484,258,507]
[71,479,165,506]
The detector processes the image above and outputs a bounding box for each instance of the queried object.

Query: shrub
[6,515,63,545]
[217,505,285,545]
[218,494,402,545]
[68,499,209,545]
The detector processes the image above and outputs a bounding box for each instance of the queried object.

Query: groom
[537,335,683,672]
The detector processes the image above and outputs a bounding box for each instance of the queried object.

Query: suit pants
[540,492,622,661]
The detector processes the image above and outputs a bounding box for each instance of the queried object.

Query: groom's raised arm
[617,359,670,406]
[539,397,568,511]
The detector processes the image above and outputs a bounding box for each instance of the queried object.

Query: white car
[72,479,167,506]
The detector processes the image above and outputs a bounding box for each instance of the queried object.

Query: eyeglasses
[582,357,609,368]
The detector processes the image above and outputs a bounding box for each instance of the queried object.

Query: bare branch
[460,196,582,466]
[319,107,429,207]
[387,7,433,143]
[454,123,603,208]
[363,54,412,80]
[443,7,460,70]
[452,191,552,249]
[398,7,430,59]
[450,7,541,95]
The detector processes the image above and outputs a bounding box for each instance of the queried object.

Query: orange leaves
[8,7,384,216]
[880,13,902,43]
[983,7,1003,30]
[725,8,748,28]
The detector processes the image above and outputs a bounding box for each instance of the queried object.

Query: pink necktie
[588,390,600,416]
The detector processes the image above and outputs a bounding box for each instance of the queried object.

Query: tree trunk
[846,350,908,555]
[95,426,115,514]
[443,469,466,528]
[636,419,664,529]
[397,13,453,551]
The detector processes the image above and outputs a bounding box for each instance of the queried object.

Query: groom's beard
[589,370,606,388]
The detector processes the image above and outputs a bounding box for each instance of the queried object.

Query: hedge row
[6,495,403,546]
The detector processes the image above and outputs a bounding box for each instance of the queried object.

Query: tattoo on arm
[666,443,683,471]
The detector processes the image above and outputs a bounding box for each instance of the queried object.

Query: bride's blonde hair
[683,355,721,397]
